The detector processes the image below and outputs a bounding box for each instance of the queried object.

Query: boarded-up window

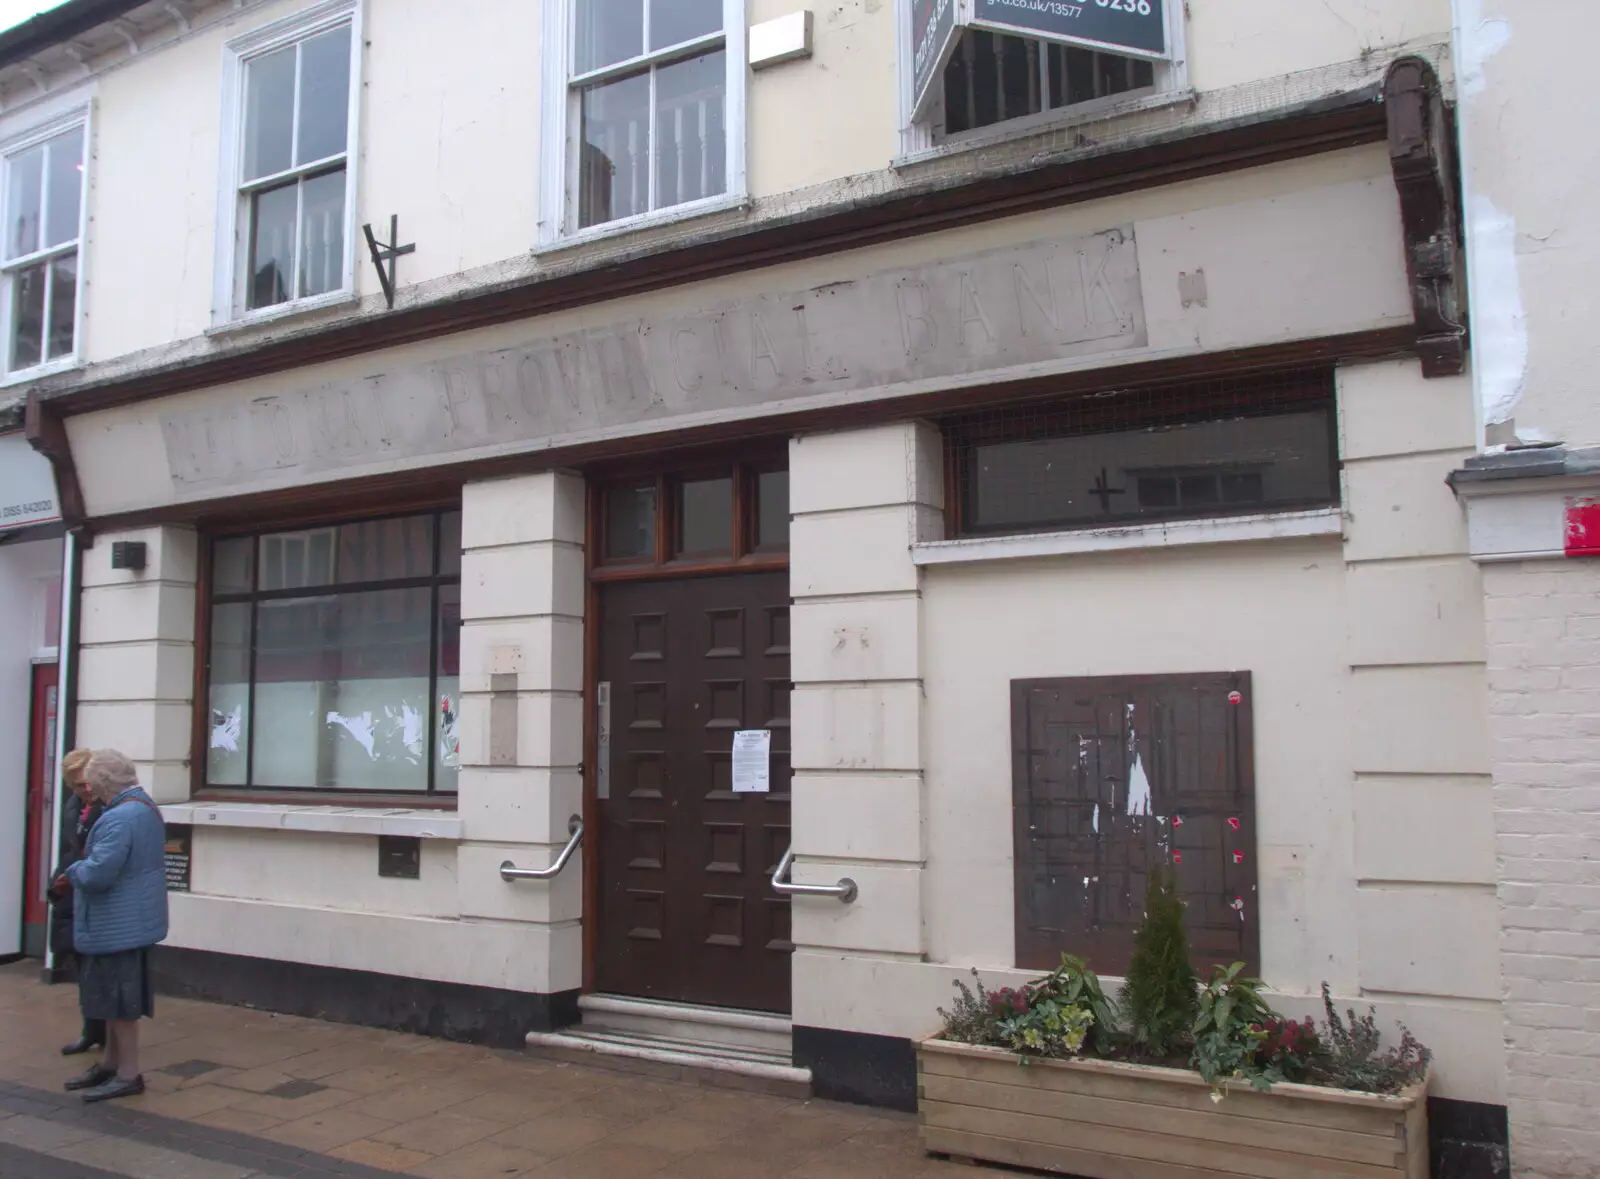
[1011,673,1257,977]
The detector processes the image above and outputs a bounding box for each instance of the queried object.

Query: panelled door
[595,571,793,1013]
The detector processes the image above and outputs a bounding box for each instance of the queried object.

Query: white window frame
[537,0,747,248]
[895,0,1189,161]
[213,0,363,329]
[0,106,91,386]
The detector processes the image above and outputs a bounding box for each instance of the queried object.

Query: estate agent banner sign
[972,0,1167,57]
[911,0,1170,115]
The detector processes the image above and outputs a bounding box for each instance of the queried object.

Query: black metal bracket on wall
[362,215,416,310]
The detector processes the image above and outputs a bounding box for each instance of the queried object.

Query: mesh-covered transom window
[944,368,1339,538]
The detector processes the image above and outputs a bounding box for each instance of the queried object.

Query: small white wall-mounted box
[750,10,813,70]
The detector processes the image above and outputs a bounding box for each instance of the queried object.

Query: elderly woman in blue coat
[59,749,168,1102]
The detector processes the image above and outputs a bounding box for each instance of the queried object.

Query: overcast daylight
[0,3,1590,1179]
[0,0,56,31]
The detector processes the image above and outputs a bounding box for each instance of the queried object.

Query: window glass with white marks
[237,20,352,312]
[2,124,83,373]
[571,0,728,230]
[204,510,463,795]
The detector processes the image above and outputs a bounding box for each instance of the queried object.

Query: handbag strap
[110,792,164,823]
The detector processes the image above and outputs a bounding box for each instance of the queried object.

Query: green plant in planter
[1036,955,1122,1055]
[1120,870,1198,1058]
[937,959,1102,1060]
[995,993,1095,1058]
[1191,962,1276,1100]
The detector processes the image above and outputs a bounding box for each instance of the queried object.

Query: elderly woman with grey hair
[60,750,168,1102]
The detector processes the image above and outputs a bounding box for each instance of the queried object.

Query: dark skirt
[79,948,154,1022]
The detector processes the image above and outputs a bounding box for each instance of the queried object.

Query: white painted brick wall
[1484,559,1600,1179]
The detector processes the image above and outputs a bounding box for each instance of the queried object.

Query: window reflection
[206,510,461,794]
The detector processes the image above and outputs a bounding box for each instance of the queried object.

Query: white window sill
[893,87,1197,171]
[0,355,80,388]
[161,802,463,840]
[206,289,359,338]
[534,191,751,256]
[912,507,1344,567]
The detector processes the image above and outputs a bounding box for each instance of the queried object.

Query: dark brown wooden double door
[595,571,793,1013]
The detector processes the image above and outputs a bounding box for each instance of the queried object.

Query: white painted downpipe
[42,528,76,980]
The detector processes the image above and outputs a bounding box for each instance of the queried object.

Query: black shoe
[81,1075,143,1103]
[61,1035,104,1057]
[64,1065,114,1092]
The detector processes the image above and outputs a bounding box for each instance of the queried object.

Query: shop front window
[203,509,461,795]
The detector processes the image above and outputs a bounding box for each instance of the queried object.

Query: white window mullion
[2,274,13,374]
[40,259,52,359]
[289,41,303,175]
[38,138,51,258]
[646,66,657,213]
[565,86,581,235]
[291,177,305,300]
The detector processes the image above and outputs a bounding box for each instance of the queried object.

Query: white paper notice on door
[731,729,772,793]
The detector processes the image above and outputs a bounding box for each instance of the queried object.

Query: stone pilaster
[788,422,942,991]
[451,471,586,997]
[75,526,197,803]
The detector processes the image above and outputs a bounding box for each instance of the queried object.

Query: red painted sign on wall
[1565,497,1600,557]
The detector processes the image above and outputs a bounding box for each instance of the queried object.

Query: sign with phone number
[0,430,60,533]
[970,0,1167,59]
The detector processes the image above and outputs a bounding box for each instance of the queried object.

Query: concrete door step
[576,993,793,1055]
[524,1026,812,1098]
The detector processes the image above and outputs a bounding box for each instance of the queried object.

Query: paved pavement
[0,962,969,1178]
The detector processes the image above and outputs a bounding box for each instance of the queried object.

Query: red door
[22,662,58,957]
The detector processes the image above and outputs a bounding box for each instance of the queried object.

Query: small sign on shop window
[732,730,772,793]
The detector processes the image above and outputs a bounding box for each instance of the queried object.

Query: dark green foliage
[1120,870,1198,1057]
[1307,983,1432,1094]
[936,962,1096,1059]
[933,941,1431,1097]
[1190,963,1277,1098]
[1039,955,1122,1055]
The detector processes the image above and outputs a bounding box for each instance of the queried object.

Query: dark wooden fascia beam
[24,389,85,527]
[1385,56,1467,377]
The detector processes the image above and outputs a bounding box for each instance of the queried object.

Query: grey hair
[83,750,140,801]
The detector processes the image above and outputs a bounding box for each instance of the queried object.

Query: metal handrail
[771,846,857,903]
[501,816,583,882]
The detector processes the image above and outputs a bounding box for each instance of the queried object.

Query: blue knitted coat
[66,787,169,956]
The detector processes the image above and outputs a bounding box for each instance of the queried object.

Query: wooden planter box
[918,1037,1428,1179]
